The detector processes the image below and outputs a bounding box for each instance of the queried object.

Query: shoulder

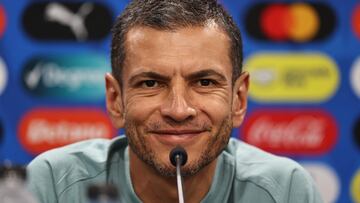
[223,138,322,203]
[226,138,304,177]
[27,136,127,201]
[28,137,114,175]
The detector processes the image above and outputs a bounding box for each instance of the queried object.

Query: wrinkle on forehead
[122,24,233,82]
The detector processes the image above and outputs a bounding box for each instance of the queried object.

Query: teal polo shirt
[27,136,323,203]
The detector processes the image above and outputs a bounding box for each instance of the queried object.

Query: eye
[142,80,158,88]
[198,79,213,86]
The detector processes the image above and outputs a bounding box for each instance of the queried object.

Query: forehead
[123,25,232,77]
[125,24,231,54]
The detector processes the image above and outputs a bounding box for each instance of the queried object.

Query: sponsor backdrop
[0,0,359,202]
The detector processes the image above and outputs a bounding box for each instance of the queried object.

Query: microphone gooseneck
[169,146,188,203]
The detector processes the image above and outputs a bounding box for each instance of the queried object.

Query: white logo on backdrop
[351,57,360,99]
[0,57,8,95]
[45,3,94,41]
[251,68,276,86]
[302,163,340,203]
[24,62,104,91]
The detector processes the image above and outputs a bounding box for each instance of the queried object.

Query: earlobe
[232,71,249,128]
[105,73,125,129]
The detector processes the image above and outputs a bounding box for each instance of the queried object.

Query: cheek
[194,94,232,124]
[125,96,162,122]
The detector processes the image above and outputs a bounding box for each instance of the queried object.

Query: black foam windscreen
[169,146,188,167]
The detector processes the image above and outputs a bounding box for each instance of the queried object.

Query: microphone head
[169,146,188,167]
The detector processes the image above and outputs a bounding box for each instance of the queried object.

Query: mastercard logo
[18,108,116,155]
[244,53,339,103]
[241,109,337,155]
[244,2,336,42]
[352,4,360,39]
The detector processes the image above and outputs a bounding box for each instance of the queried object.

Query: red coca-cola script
[241,109,337,155]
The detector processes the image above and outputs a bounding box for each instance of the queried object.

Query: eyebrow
[128,69,228,85]
[128,71,171,84]
[186,69,227,82]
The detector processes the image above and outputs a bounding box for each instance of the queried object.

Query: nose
[160,83,197,122]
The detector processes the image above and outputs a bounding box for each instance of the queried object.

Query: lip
[149,130,205,145]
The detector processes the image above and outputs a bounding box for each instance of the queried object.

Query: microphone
[169,146,188,203]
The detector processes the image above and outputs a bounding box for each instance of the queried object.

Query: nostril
[163,114,195,125]
[162,108,196,122]
[161,103,197,122]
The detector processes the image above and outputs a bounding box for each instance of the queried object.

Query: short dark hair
[111,0,243,84]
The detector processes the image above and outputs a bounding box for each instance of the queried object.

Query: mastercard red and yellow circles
[261,3,319,42]
[288,3,319,42]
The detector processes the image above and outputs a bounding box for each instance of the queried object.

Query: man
[27,0,323,202]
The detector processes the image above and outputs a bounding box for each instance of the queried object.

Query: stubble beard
[125,116,232,177]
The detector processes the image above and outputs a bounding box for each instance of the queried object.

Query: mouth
[148,129,206,145]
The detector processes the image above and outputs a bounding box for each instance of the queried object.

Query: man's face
[108,25,248,176]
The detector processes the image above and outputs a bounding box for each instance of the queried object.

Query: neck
[129,149,217,203]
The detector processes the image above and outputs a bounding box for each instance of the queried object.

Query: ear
[232,71,249,128]
[105,73,125,129]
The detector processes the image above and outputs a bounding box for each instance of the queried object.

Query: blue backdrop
[0,0,359,202]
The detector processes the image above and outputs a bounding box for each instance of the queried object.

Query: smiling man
[27,0,322,202]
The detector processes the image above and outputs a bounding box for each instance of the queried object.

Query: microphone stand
[170,146,188,203]
[175,154,185,203]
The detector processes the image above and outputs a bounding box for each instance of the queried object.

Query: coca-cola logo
[241,109,337,155]
[18,108,116,155]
